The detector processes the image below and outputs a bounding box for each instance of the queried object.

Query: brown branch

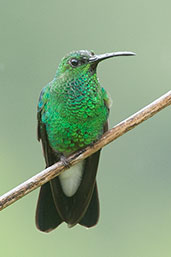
[0,90,171,211]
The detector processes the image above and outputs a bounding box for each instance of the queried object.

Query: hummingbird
[36,50,135,232]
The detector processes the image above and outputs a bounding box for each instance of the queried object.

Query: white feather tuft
[59,160,85,197]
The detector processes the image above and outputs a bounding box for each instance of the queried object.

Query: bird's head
[55,50,135,79]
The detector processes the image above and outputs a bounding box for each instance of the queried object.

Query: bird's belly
[45,103,108,153]
[46,118,103,153]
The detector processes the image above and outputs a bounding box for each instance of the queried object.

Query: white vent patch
[59,160,85,197]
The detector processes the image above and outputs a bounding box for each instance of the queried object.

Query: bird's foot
[60,154,71,169]
[89,140,97,148]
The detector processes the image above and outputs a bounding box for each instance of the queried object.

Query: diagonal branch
[0,90,171,211]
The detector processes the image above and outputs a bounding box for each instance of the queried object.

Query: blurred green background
[0,0,171,256]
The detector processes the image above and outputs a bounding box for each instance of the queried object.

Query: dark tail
[36,180,99,232]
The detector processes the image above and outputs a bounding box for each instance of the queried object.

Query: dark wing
[79,182,99,227]
[36,96,63,232]
[36,179,62,232]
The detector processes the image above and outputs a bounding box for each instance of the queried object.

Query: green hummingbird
[36,50,135,232]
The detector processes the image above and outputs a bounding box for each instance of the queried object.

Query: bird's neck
[52,71,100,102]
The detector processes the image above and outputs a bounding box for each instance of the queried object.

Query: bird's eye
[69,58,79,67]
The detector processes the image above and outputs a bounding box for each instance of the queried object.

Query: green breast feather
[38,73,109,154]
